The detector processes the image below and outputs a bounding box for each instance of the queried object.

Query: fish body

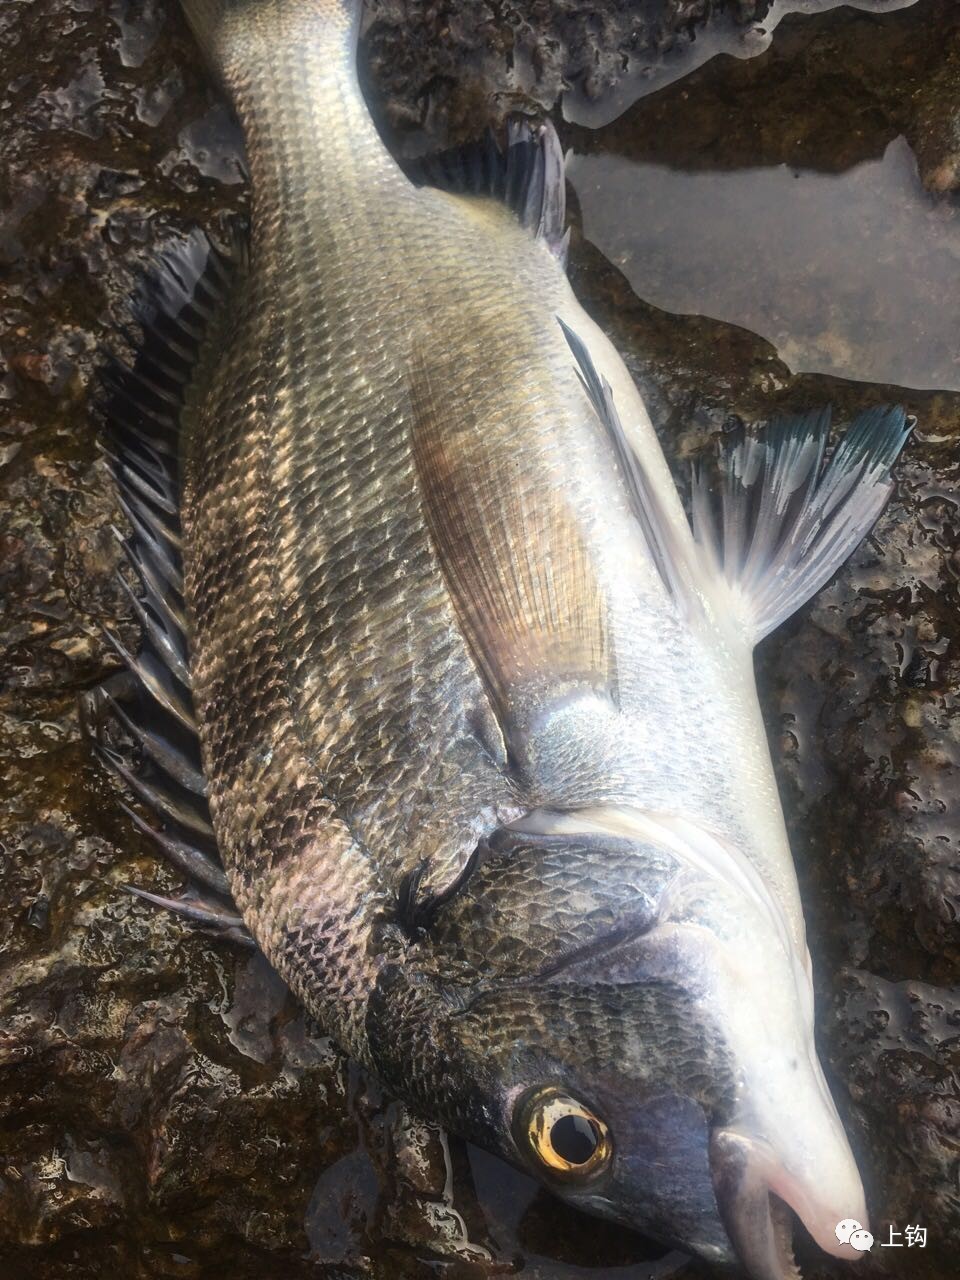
[182,0,791,999]
[89,1,911,1274]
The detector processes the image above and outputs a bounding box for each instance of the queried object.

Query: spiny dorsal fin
[84,227,250,943]
[405,116,569,265]
[692,406,913,644]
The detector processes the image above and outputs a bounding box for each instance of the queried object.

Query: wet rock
[910,38,960,192]
[831,972,960,1242]
[361,0,769,148]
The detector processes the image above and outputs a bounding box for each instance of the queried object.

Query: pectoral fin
[408,346,615,749]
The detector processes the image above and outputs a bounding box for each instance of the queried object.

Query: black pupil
[550,1113,599,1165]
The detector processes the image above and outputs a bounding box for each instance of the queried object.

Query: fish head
[369,810,867,1277]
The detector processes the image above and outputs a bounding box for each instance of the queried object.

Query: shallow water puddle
[565,0,959,395]
[568,134,960,390]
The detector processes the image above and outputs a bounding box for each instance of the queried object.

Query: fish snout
[710,1125,869,1280]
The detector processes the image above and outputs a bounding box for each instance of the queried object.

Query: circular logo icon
[835,1219,862,1246]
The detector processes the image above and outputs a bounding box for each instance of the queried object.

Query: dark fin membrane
[404,116,569,265]
[396,839,492,938]
[82,228,253,947]
[692,406,913,644]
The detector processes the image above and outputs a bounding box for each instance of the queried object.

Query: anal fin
[557,320,911,648]
[405,116,569,265]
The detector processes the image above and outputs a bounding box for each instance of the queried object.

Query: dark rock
[361,0,771,147]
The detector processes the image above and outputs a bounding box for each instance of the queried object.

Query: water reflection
[568,136,960,390]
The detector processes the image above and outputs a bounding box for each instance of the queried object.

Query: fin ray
[85,227,247,925]
[125,885,253,946]
[120,803,228,895]
[405,116,568,265]
[693,407,912,644]
[409,343,614,749]
[559,318,695,608]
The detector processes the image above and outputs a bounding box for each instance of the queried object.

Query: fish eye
[515,1086,612,1179]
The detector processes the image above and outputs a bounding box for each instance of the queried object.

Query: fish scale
[183,2,520,1051]
[86,1,913,1273]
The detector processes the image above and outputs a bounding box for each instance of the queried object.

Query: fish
[83,0,912,1275]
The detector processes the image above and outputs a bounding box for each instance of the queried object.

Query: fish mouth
[710,1127,868,1280]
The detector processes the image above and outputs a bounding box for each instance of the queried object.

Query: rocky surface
[1,1,957,1278]
[362,0,770,145]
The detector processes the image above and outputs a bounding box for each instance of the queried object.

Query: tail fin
[692,406,912,645]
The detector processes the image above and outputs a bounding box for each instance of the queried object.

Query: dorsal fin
[83,228,251,944]
[405,117,569,265]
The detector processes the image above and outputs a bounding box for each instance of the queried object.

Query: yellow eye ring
[516,1086,612,1180]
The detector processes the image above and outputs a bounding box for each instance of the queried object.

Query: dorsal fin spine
[84,226,249,941]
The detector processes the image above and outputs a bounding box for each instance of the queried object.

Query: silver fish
[88,0,911,1274]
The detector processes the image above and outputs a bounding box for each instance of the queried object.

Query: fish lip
[710,1127,868,1280]
[711,1128,799,1280]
